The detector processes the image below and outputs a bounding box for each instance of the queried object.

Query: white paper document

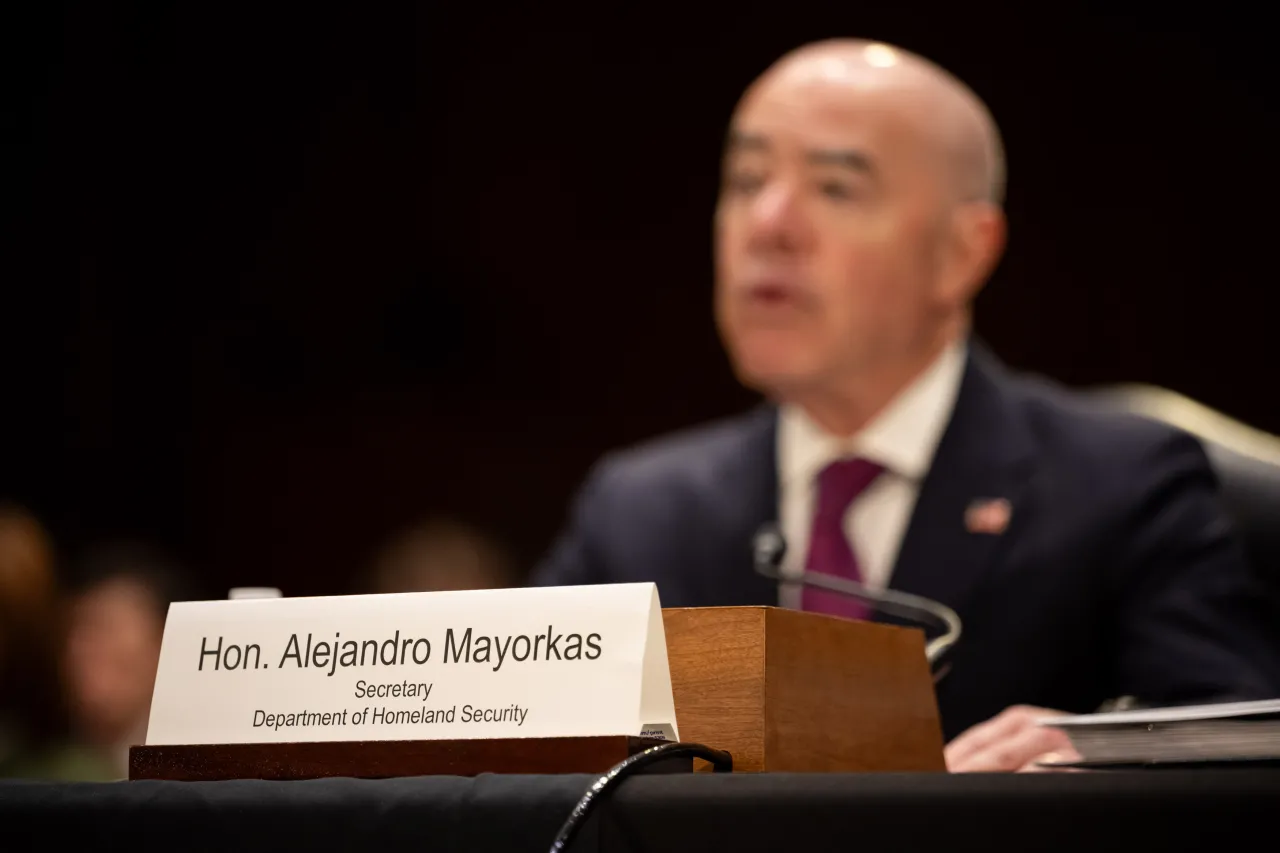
[1040,698,1280,728]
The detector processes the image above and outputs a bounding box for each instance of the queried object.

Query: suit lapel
[698,405,780,606]
[888,347,1036,617]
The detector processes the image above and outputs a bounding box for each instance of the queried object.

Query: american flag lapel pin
[965,498,1011,535]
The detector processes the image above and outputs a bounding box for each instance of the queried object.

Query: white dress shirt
[776,341,967,607]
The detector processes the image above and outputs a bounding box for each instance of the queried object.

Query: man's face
[714,60,959,400]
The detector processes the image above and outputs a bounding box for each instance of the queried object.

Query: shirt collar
[778,340,967,487]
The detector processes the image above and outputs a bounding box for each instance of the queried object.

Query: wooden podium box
[663,606,945,773]
[130,605,944,780]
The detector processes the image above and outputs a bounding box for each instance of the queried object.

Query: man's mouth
[745,279,807,308]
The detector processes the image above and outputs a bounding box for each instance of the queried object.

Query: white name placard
[145,583,679,745]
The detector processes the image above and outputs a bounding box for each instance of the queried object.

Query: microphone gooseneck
[751,523,962,670]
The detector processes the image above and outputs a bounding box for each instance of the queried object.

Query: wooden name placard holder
[128,736,679,781]
[129,605,945,780]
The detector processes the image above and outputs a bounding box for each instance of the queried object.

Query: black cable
[546,742,733,852]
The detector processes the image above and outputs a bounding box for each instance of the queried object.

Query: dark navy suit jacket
[530,346,1280,740]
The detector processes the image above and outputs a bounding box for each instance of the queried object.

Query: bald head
[744,39,1005,205]
[714,39,1008,431]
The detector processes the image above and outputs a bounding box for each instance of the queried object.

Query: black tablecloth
[3,770,1278,852]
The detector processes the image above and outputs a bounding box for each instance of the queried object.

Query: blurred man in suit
[530,39,1280,770]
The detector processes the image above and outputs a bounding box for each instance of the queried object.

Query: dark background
[3,4,1276,595]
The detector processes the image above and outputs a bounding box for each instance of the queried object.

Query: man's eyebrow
[806,147,875,174]
[726,131,876,176]
[725,129,770,152]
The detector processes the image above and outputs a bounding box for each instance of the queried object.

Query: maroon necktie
[800,457,884,621]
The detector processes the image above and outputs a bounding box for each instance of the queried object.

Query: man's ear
[939,202,1006,307]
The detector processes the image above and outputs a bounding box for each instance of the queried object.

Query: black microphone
[751,522,961,672]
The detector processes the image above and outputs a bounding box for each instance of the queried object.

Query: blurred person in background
[61,540,199,779]
[361,517,517,594]
[0,503,110,780]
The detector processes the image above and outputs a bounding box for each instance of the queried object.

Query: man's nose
[746,181,810,252]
